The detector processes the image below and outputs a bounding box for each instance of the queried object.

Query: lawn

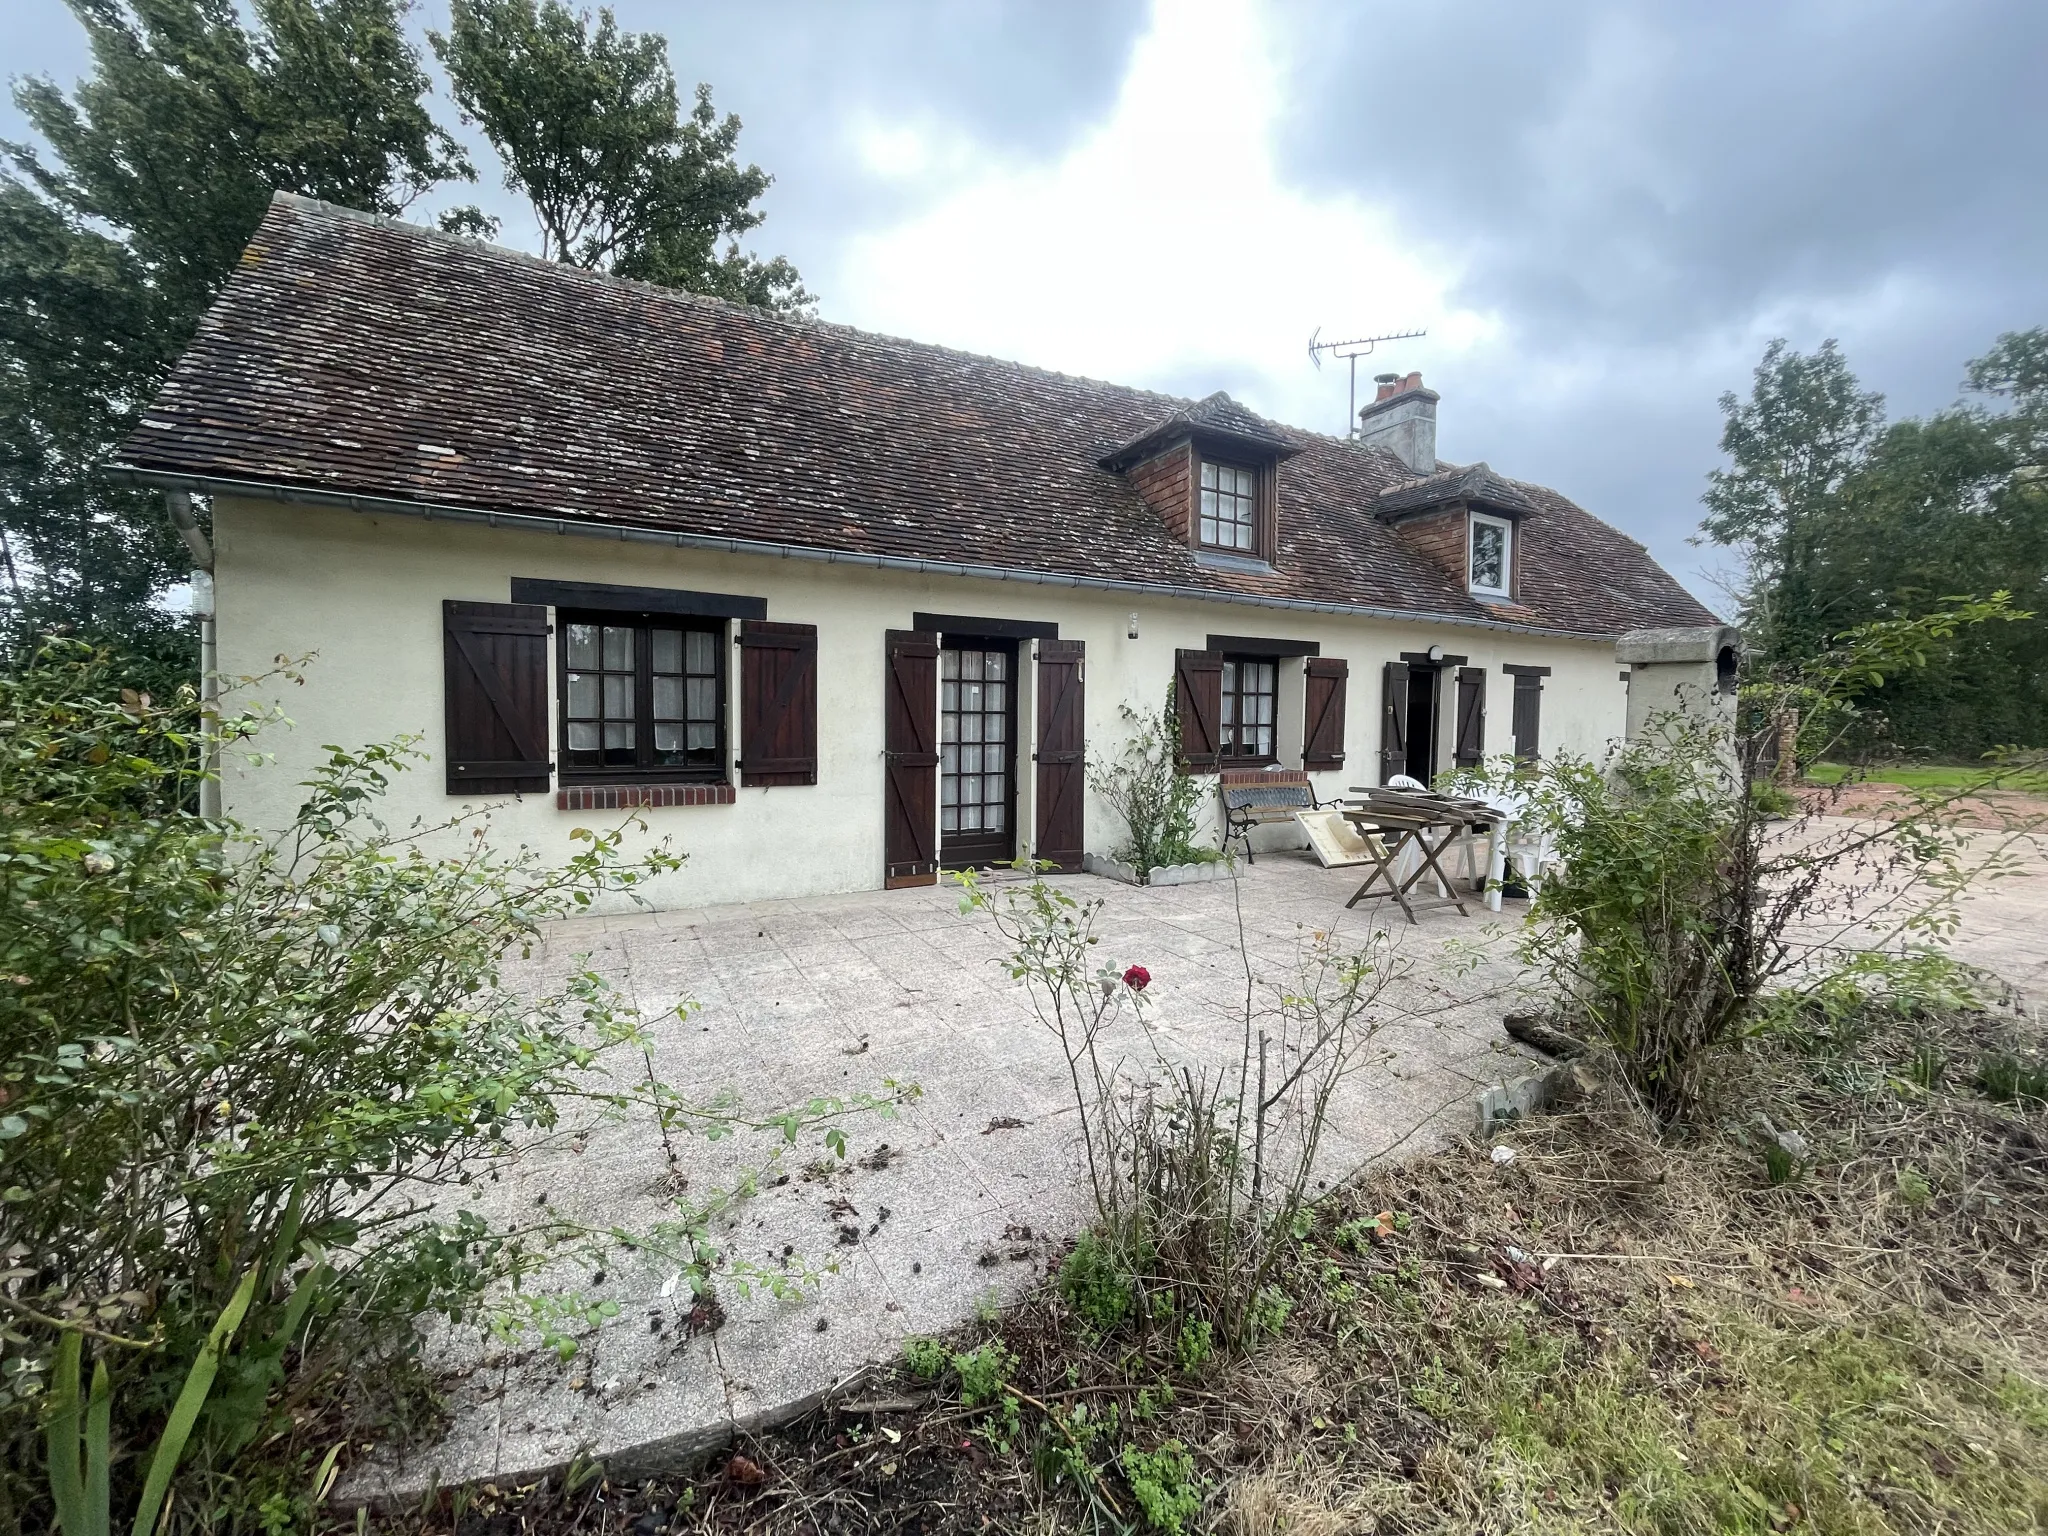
[1808,760,2048,792]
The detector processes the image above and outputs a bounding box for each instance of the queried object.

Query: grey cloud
[1266,0,2048,598]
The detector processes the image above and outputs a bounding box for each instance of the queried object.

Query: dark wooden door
[884,629,939,888]
[940,641,1017,868]
[1034,639,1085,871]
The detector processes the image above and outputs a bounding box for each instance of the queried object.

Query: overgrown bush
[1089,690,1213,878]
[955,867,1392,1351]
[0,641,888,1532]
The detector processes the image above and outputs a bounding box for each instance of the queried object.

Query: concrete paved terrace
[346,851,1553,1499]
[346,821,2048,1501]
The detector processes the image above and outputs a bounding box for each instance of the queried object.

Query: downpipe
[165,492,221,820]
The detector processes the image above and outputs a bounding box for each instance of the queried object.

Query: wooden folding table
[1339,806,1473,923]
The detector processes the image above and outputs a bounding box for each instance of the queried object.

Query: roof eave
[107,462,1624,642]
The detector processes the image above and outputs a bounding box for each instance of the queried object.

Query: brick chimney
[1356,370,1438,475]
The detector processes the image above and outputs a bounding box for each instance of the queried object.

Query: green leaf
[131,1264,261,1536]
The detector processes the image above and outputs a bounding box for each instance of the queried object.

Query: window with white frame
[1468,512,1512,597]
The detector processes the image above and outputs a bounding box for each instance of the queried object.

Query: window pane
[652,677,683,719]
[988,802,1006,831]
[686,629,716,672]
[986,681,1006,711]
[568,721,598,751]
[1200,516,1219,543]
[940,712,958,743]
[963,774,982,805]
[567,673,597,717]
[651,629,682,673]
[1254,726,1273,757]
[985,652,1006,681]
[603,675,631,718]
[686,677,715,720]
[987,712,1006,742]
[1222,661,1237,691]
[963,712,983,743]
[1201,461,1218,489]
[941,773,958,804]
[986,770,1005,799]
[961,803,982,831]
[654,724,683,755]
[1201,488,1218,518]
[603,722,634,752]
[686,723,716,751]
[961,650,983,680]
[962,744,982,773]
[602,626,631,670]
[567,624,598,668]
[1232,520,1252,550]
[942,680,958,712]
[1221,692,1236,725]
[941,806,958,832]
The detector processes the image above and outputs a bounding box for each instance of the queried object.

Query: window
[1469,512,1512,596]
[1199,460,1259,552]
[939,645,1013,846]
[560,614,725,780]
[1220,656,1277,761]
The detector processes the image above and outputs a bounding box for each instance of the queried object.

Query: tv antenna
[1309,327,1427,434]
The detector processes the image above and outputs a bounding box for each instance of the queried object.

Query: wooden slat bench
[1219,767,1326,864]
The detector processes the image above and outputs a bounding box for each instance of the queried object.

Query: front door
[940,641,1017,868]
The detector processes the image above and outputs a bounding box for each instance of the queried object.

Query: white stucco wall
[213,496,1626,910]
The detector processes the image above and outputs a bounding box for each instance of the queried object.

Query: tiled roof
[118,194,1717,639]
[1376,462,1538,518]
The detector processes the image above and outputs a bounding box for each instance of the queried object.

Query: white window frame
[1468,511,1512,597]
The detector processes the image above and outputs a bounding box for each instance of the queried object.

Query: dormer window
[1469,511,1512,597]
[1199,460,1259,552]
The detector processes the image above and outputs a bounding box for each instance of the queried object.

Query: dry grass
[372,999,2048,1535]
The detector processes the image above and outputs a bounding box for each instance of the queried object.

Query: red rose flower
[1123,964,1151,992]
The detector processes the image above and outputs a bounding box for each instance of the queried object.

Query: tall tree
[1699,338,1886,662]
[432,0,807,312]
[1,0,473,675]
[1701,332,2048,755]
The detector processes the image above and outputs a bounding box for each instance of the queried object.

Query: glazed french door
[939,642,1016,867]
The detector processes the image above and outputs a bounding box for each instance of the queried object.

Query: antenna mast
[1308,328,1427,435]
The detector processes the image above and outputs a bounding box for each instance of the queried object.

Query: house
[114,194,1718,910]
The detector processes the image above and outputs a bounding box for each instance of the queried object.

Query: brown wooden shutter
[1034,639,1086,872]
[1453,666,1487,768]
[738,620,817,786]
[1174,648,1222,771]
[1379,661,1410,784]
[1302,657,1348,769]
[443,600,550,794]
[883,629,939,887]
[1512,673,1543,761]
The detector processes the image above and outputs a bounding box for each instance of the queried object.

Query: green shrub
[900,1337,948,1382]
[1090,690,1211,878]
[1119,1440,1202,1532]
[0,641,883,1529]
[951,1342,1016,1407]
[1174,1318,1213,1374]
[1057,1232,1136,1334]
[1748,778,1797,816]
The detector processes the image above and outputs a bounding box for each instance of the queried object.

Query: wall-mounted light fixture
[1127,612,1140,639]
[1426,643,1444,663]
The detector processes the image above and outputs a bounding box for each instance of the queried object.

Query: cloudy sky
[9,0,2047,607]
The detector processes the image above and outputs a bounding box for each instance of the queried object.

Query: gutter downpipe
[165,491,221,820]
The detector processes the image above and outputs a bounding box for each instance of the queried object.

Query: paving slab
[342,822,2046,1501]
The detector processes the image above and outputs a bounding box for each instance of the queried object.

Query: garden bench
[1219,767,1327,863]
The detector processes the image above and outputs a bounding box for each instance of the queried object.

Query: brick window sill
[556,782,736,811]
